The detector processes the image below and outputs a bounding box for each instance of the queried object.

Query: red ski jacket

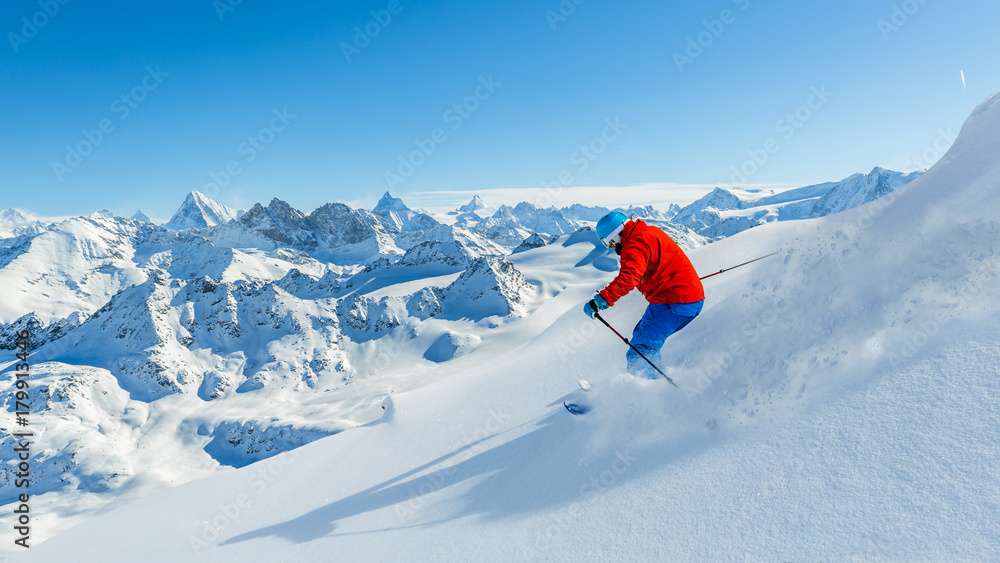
[599,220,705,307]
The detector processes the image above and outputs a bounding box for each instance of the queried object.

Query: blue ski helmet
[596,211,628,248]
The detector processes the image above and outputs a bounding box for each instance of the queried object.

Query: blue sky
[2,0,998,220]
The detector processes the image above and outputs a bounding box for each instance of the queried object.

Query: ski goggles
[600,223,625,249]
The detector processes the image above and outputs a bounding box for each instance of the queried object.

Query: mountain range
[671,167,923,239]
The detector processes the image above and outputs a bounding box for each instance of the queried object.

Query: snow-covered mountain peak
[440,256,534,319]
[0,208,30,223]
[239,198,317,248]
[618,203,681,222]
[165,191,240,231]
[507,202,575,236]
[559,203,610,222]
[371,191,420,232]
[686,187,745,214]
[490,204,516,220]
[810,166,922,218]
[373,191,411,215]
[512,201,540,214]
[0,208,45,238]
[308,202,400,257]
[458,195,487,214]
[130,210,151,223]
[512,232,555,253]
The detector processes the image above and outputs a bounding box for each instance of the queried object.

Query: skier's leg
[627,301,703,378]
[627,304,673,378]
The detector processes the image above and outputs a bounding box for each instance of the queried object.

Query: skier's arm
[599,243,647,306]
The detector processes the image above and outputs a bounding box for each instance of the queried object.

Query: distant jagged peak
[511,232,555,254]
[559,203,611,222]
[264,197,307,220]
[90,209,117,219]
[188,190,212,204]
[0,208,49,238]
[810,166,922,218]
[130,210,151,223]
[616,204,679,222]
[372,192,419,234]
[373,191,412,215]
[400,212,441,232]
[458,195,487,213]
[513,201,541,213]
[0,207,31,223]
[696,187,745,210]
[239,198,315,247]
[165,191,240,230]
[186,190,236,213]
[489,204,518,222]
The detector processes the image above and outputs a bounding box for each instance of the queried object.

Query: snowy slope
[14,91,1000,561]
[0,215,153,323]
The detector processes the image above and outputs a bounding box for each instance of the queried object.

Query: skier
[583,211,705,378]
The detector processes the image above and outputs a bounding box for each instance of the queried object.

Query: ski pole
[593,311,678,388]
[699,250,782,281]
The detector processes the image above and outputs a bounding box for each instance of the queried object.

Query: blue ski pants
[627,300,704,379]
